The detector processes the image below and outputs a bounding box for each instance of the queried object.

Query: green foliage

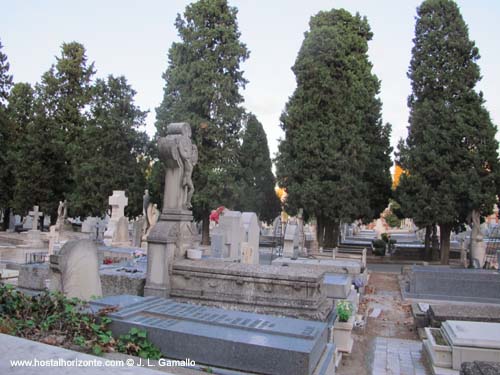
[0,39,13,105]
[372,239,386,256]
[117,327,162,360]
[5,42,149,220]
[384,213,401,228]
[9,82,65,218]
[70,75,149,218]
[336,300,353,322]
[276,9,392,246]
[0,39,13,222]
[236,113,281,223]
[396,0,499,263]
[146,158,165,210]
[381,233,397,253]
[155,0,249,236]
[0,285,161,359]
[0,284,115,354]
[8,42,94,220]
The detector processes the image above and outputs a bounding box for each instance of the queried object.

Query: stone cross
[109,191,128,219]
[28,205,43,231]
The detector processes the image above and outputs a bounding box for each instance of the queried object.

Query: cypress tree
[237,113,281,224]
[155,0,249,243]
[398,0,499,264]
[0,39,13,228]
[276,9,392,247]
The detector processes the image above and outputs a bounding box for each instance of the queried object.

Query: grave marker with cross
[28,205,43,231]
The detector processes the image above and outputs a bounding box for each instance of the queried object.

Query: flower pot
[333,315,354,353]
[424,327,452,368]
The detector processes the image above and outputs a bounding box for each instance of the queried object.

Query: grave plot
[423,320,500,374]
[90,295,334,375]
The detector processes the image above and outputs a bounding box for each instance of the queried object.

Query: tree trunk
[323,221,333,249]
[323,220,339,249]
[439,223,452,265]
[317,215,324,248]
[1,208,10,231]
[201,211,210,246]
[424,225,431,260]
[431,224,440,261]
[331,221,340,248]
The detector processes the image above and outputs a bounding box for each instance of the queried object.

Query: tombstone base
[144,210,196,298]
[22,230,45,248]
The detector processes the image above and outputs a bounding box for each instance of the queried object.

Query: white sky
[2,0,499,161]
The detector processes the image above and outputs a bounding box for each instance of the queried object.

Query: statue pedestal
[144,209,196,298]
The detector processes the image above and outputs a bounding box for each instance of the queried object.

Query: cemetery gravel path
[337,272,429,375]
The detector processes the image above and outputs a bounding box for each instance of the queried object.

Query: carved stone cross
[28,205,43,231]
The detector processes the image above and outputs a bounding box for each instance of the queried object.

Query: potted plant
[333,301,354,353]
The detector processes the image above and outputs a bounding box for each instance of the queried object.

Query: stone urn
[333,315,354,353]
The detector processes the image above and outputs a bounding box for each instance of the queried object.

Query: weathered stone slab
[18,263,49,290]
[90,295,330,375]
[443,321,500,350]
[323,274,351,299]
[100,267,146,297]
[272,257,362,275]
[404,266,500,304]
[170,259,333,321]
[429,304,500,327]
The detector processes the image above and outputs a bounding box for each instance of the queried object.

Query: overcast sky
[2,0,499,161]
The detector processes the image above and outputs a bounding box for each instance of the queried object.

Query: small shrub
[372,239,386,256]
[336,301,353,322]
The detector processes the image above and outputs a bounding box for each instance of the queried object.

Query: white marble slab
[443,320,500,349]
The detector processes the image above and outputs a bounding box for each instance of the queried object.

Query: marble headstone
[49,240,102,300]
[104,190,128,245]
[112,216,130,247]
[81,217,98,239]
[283,223,299,259]
[132,217,145,247]
[218,211,243,259]
[241,212,260,264]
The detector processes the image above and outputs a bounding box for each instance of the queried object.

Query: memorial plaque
[91,295,329,375]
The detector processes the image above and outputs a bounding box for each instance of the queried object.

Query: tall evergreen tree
[0,39,12,106]
[10,83,65,218]
[10,42,95,220]
[0,39,14,229]
[70,75,149,218]
[155,0,249,243]
[398,0,499,264]
[237,113,281,223]
[276,9,392,247]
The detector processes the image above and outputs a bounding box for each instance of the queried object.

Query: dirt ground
[337,272,418,375]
